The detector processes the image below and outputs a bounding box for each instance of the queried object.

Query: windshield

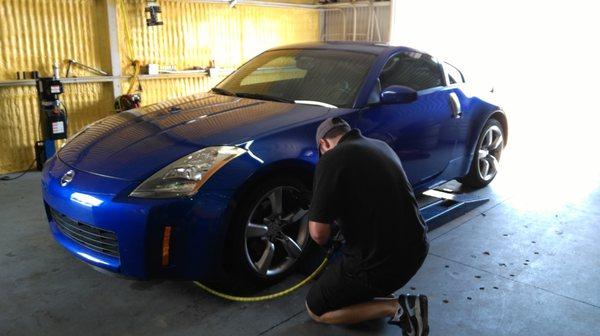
[215,49,376,108]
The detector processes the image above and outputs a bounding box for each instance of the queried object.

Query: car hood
[59,93,330,181]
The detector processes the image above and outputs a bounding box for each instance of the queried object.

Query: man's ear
[319,138,328,154]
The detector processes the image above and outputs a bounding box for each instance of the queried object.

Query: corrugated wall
[0,0,112,79]
[118,0,319,107]
[0,82,115,173]
[0,0,319,174]
[0,0,113,173]
[118,1,319,70]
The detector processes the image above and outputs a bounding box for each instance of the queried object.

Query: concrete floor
[2,138,600,335]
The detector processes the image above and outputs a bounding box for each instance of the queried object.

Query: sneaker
[388,299,413,335]
[374,293,397,300]
[388,294,429,336]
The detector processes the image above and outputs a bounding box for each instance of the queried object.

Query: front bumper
[41,156,233,280]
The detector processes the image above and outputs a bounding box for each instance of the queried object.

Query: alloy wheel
[244,186,310,277]
[477,125,503,181]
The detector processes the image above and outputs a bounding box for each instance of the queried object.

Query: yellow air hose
[193,257,328,302]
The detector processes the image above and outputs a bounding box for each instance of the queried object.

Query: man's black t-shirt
[309,129,428,274]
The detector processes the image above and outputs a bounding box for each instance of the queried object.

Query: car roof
[267,41,422,56]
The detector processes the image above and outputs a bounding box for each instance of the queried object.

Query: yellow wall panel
[0,0,114,173]
[0,86,38,172]
[0,83,114,173]
[0,0,111,79]
[118,1,319,72]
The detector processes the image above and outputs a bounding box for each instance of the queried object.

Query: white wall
[390,0,600,205]
[390,0,599,94]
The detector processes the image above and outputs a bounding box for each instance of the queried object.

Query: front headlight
[130,146,246,198]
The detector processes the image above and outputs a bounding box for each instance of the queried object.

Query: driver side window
[379,52,444,92]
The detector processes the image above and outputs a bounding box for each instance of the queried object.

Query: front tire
[225,176,313,290]
[459,118,504,188]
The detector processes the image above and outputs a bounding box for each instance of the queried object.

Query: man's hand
[309,220,331,246]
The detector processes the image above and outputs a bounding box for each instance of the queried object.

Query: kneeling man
[306,117,430,336]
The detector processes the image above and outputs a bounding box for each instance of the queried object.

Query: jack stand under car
[420,186,489,231]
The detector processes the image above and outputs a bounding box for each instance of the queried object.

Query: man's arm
[309,220,331,246]
[308,154,339,246]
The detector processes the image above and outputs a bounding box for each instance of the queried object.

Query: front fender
[195,123,321,279]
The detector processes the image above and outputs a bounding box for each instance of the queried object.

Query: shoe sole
[417,295,429,336]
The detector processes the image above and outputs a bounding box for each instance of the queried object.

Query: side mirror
[380,85,417,104]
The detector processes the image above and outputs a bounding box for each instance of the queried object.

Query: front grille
[50,208,119,258]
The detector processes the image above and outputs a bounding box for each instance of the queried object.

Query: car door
[442,61,472,161]
[355,52,460,186]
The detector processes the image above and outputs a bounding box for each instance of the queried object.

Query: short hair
[322,118,351,140]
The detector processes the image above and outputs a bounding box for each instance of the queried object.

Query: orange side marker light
[162,226,172,267]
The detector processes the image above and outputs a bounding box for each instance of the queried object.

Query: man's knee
[306,301,328,323]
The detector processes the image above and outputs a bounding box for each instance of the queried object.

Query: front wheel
[226,177,313,289]
[459,118,504,188]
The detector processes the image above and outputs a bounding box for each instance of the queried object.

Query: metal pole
[105,0,123,99]
[367,3,373,41]
[374,7,382,42]
[352,4,357,41]
[389,0,399,44]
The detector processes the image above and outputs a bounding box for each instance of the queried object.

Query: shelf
[0,71,217,88]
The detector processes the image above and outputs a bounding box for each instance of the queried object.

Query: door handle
[449,92,462,119]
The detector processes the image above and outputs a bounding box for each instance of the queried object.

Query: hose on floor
[0,159,37,181]
[193,257,328,302]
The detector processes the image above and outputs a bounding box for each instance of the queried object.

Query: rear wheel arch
[459,116,505,188]
[489,110,508,146]
[465,110,507,168]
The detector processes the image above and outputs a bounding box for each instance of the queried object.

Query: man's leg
[306,298,398,325]
[307,295,429,336]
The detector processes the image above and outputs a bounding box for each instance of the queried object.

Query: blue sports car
[41,42,507,286]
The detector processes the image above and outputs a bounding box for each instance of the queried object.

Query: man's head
[315,117,351,156]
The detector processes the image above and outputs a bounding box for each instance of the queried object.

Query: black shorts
[306,251,426,317]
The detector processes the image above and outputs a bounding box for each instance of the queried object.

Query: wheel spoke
[279,234,302,259]
[255,242,275,275]
[478,149,488,158]
[480,158,490,177]
[268,187,283,215]
[483,131,493,148]
[488,155,499,174]
[282,208,308,223]
[490,134,503,150]
[246,223,268,238]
